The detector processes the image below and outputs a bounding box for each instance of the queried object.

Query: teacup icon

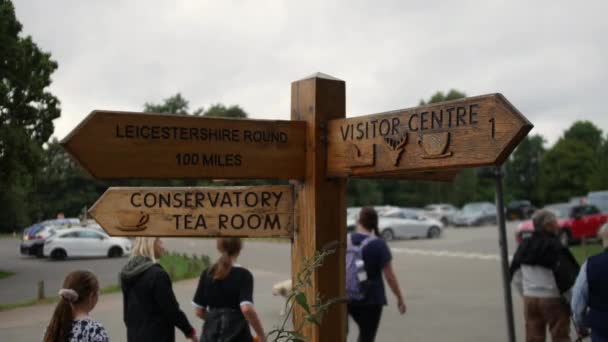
[117,212,149,232]
[418,132,453,159]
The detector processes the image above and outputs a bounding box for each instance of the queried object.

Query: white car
[43,228,131,260]
[379,208,444,241]
[424,204,459,226]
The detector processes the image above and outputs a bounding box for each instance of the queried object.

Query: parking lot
[0,222,537,341]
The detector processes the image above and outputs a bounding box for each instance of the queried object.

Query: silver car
[452,202,497,227]
[378,208,443,241]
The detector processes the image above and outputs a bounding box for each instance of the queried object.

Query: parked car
[377,208,443,241]
[505,200,536,221]
[588,190,608,213]
[43,228,132,260]
[20,218,80,257]
[424,204,458,226]
[452,202,497,227]
[515,203,608,246]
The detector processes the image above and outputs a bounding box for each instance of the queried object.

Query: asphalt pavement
[1,222,575,341]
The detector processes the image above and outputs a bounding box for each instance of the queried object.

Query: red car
[515,203,608,246]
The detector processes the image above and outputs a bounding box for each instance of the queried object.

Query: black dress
[192,266,254,342]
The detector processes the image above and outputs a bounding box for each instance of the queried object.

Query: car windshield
[545,205,570,218]
[424,205,438,211]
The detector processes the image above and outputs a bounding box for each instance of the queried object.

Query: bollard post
[37,280,45,301]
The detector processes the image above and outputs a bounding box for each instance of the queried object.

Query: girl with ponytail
[43,270,109,342]
[192,237,266,342]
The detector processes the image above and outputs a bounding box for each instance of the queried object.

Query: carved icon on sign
[418,132,453,159]
[383,133,408,166]
[347,144,375,168]
[118,212,149,232]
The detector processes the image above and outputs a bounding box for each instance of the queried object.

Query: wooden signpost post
[63,73,532,342]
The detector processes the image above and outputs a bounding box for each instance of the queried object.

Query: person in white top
[510,210,579,342]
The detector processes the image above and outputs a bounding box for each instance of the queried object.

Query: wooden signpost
[63,73,532,342]
[327,94,531,177]
[89,186,293,238]
[61,111,306,179]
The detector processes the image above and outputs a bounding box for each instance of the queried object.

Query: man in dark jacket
[121,238,196,342]
[572,223,608,341]
[510,210,580,342]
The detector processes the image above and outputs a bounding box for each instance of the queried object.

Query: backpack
[346,233,376,301]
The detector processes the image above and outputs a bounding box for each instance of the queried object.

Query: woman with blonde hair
[120,237,197,342]
[43,270,108,342]
[192,237,265,342]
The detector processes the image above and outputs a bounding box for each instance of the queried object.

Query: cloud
[12,0,608,146]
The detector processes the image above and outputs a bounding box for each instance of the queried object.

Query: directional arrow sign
[89,185,294,238]
[61,111,306,179]
[327,94,532,177]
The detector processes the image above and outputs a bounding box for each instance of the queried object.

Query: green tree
[0,0,61,232]
[587,135,608,190]
[33,139,107,221]
[419,89,467,105]
[537,121,606,203]
[538,139,595,203]
[143,93,204,115]
[203,104,248,118]
[563,121,603,151]
[504,134,546,204]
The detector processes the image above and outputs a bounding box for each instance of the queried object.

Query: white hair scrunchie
[58,288,79,302]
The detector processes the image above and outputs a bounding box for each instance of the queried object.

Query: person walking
[510,209,580,342]
[43,270,109,342]
[346,207,406,342]
[120,237,197,342]
[192,237,265,342]
[571,222,608,341]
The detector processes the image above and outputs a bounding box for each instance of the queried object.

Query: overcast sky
[12,0,608,146]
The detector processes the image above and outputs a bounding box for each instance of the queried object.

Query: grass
[0,253,209,312]
[160,252,210,281]
[0,270,15,280]
[570,240,604,264]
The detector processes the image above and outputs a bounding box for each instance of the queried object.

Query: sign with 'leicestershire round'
[89,185,294,238]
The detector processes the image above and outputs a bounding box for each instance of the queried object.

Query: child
[43,270,109,342]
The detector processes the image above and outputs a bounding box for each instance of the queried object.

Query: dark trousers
[347,304,383,342]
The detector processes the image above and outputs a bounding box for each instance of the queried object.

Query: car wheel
[440,217,449,226]
[558,229,571,247]
[50,249,67,261]
[427,226,441,239]
[381,229,395,241]
[108,246,123,258]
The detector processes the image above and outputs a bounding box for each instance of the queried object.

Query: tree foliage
[203,103,247,118]
[144,93,204,115]
[504,135,545,203]
[0,0,61,232]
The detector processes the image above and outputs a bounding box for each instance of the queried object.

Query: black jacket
[121,256,194,342]
[509,231,580,294]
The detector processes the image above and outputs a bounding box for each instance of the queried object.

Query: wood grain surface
[89,185,293,238]
[61,111,306,180]
[291,74,348,342]
[327,94,532,177]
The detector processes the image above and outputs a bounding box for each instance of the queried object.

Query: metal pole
[494,166,516,342]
